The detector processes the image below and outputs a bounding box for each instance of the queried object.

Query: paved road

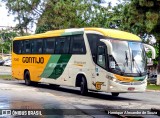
[0,79,159,118]
[0,80,116,118]
[1,79,160,108]
[0,66,159,117]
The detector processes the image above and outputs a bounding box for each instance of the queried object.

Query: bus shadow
[19,82,141,102]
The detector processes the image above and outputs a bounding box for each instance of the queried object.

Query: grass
[0,75,13,80]
[147,84,160,90]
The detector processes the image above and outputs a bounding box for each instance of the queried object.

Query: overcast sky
[0,2,15,27]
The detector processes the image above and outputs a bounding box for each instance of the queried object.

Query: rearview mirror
[147,58,153,65]
[143,44,156,59]
[100,39,113,55]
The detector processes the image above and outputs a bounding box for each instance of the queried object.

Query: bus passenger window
[32,39,43,54]
[97,46,106,69]
[70,35,86,54]
[24,40,31,54]
[87,34,105,63]
[44,38,55,53]
[13,40,23,54]
[87,34,98,62]
[55,37,70,54]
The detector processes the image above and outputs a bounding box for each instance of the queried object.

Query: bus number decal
[22,57,44,64]
[14,58,19,61]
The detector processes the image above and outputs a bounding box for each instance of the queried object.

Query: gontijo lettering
[22,57,44,64]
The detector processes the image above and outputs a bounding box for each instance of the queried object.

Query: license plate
[128,87,135,91]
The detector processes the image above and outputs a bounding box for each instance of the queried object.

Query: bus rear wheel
[24,71,32,86]
[111,92,119,97]
[80,76,88,95]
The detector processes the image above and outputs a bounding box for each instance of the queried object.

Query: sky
[0,2,16,27]
[0,0,119,33]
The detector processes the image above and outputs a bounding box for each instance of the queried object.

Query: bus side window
[97,45,106,69]
[70,35,86,54]
[87,34,109,69]
[87,34,105,63]
[13,40,23,54]
[31,39,43,54]
[87,34,98,62]
[44,38,55,54]
[55,36,70,54]
[20,41,23,54]
[24,40,31,54]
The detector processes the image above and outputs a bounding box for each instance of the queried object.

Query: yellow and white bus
[12,28,155,96]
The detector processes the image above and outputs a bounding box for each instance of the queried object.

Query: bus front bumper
[108,80,147,93]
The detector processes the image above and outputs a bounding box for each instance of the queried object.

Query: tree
[1,0,110,34]
[35,0,110,33]
[0,29,18,54]
[1,0,43,35]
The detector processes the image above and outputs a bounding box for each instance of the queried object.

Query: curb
[146,89,160,92]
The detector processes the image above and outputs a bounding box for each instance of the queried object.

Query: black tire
[24,71,32,86]
[80,76,88,95]
[111,92,119,97]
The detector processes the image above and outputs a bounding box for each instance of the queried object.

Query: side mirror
[100,39,113,55]
[143,44,156,59]
[147,58,153,65]
[147,58,152,63]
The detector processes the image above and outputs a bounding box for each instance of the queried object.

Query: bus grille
[119,81,144,85]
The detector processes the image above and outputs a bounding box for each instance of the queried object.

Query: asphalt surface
[0,79,117,118]
[0,79,159,118]
[0,66,159,118]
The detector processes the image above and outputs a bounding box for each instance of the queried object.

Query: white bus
[12,28,156,96]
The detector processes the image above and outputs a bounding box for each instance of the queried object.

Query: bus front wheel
[80,76,88,95]
[24,71,32,86]
[111,92,119,97]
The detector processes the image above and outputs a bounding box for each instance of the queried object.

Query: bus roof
[14,28,141,41]
[84,28,141,41]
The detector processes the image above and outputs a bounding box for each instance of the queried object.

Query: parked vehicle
[0,60,4,66]
[147,74,157,84]
[3,59,12,66]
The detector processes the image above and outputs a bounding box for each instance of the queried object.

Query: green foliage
[1,0,109,34]
[36,0,110,33]
[0,30,18,54]
[111,0,160,36]
[147,84,160,90]
[1,0,43,35]
[0,75,12,80]
[0,30,17,40]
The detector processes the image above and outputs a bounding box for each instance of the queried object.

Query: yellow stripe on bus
[114,74,134,82]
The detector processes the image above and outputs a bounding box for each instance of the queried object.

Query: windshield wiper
[121,51,129,75]
[125,51,128,66]
[132,53,142,76]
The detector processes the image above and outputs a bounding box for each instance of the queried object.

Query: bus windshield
[109,39,147,76]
